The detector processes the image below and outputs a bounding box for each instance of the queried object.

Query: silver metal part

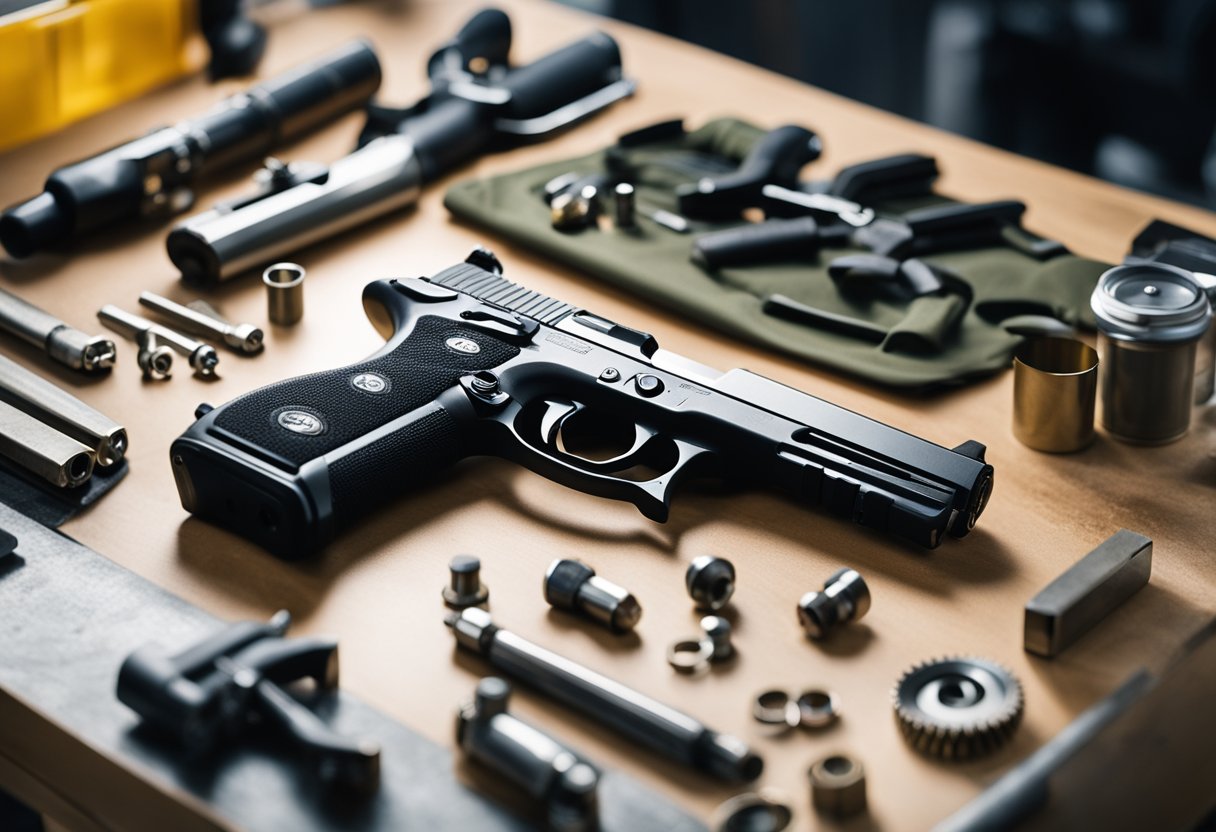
[893,657,1024,760]
[138,291,264,354]
[446,607,763,782]
[798,568,871,639]
[1024,530,1152,658]
[752,690,797,727]
[0,354,127,467]
[168,136,424,282]
[613,183,636,230]
[685,556,736,611]
[648,209,690,233]
[713,790,793,832]
[98,306,219,376]
[457,677,600,832]
[0,287,115,373]
[544,558,641,632]
[136,331,174,380]
[796,689,839,728]
[443,554,489,609]
[809,754,867,818]
[761,184,876,227]
[263,263,305,326]
[0,399,94,487]
[701,616,734,661]
[667,638,713,674]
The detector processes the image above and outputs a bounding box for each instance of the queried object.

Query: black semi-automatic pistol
[171,251,994,559]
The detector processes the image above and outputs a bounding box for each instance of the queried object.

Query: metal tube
[0,287,116,373]
[0,399,94,487]
[446,608,762,782]
[263,263,305,326]
[0,354,126,467]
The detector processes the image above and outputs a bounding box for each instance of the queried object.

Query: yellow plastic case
[0,0,205,153]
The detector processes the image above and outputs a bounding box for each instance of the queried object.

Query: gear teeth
[892,655,1024,761]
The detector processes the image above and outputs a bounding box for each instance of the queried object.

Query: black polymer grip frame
[171,255,994,559]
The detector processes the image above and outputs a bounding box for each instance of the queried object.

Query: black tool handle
[691,217,821,269]
[498,32,623,120]
[677,125,821,220]
[827,153,939,201]
[905,200,1025,235]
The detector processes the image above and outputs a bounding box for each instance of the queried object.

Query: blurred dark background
[560,0,1216,209]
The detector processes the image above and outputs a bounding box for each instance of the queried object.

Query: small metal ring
[713,789,793,832]
[796,689,839,728]
[752,689,797,726]
[667,638,712,673]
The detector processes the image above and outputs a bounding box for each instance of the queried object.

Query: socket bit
[264,263,304,326]
[543,558,641,632]
[0,286,115,373]
[98,306,219,376]
[0,353,127,466]
[457,677,600,832]
[138,292,263,354]
[798,568,870,639]
[446,607,763,782]
[686,556,736,611]
[0,399,94,487]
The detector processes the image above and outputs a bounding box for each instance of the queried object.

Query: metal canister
[1193,272,1216,403]
[1091,263,1212,443]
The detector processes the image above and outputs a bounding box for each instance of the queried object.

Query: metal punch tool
[138,292,263,354]
[0,287,115,373]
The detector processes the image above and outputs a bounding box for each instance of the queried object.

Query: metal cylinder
[264,263,305,326]
[0,354,127,467]
[0,399,94,487]
[1194,275,1216,403]
[1091,263,1212,444]
[1012,336,1098,453]
[613,182,636,229]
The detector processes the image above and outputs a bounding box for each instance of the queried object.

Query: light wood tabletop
[1,0,1214,829]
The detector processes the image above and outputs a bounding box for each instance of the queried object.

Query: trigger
[540,400,579,445]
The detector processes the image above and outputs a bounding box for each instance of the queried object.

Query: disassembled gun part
[98,306,219,376]
[893,657,1024,760]
[686,556,736,612]
[1024,529,1152,658]
[809,754,867,818]
[264,263,305,326]
[544,558,641,632]
[752,690,798,727]
[447,607,763,782]
[0,353,127,467]
[700,615,734,661]
[138,292,264,354]
[457,677,600,832]
[667,637,713,674]
[136,331,174,380]
[613,182,636,229]
[444,554,489,609]
[713,790,794,832]
[798,568,870,639]
[117,610,381,793]
[0,400,94,487]
[0,287,115,373]
[796,689,839,728]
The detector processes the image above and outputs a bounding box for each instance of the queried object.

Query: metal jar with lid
[1091,263,1212,443]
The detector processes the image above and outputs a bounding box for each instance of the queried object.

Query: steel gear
[893,656,1024,760]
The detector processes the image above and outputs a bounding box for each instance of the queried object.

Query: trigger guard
[538,399,657,473]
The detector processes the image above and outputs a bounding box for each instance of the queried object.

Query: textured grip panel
[213,315,519,467]
[328,405,461,528]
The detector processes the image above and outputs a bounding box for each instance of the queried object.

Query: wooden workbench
[1,1,1214,829]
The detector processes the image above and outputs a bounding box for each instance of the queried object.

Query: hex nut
[809,754,866,818]
[686,556,736,611]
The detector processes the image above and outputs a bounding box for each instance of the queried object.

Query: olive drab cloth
[443,118,1108,390]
